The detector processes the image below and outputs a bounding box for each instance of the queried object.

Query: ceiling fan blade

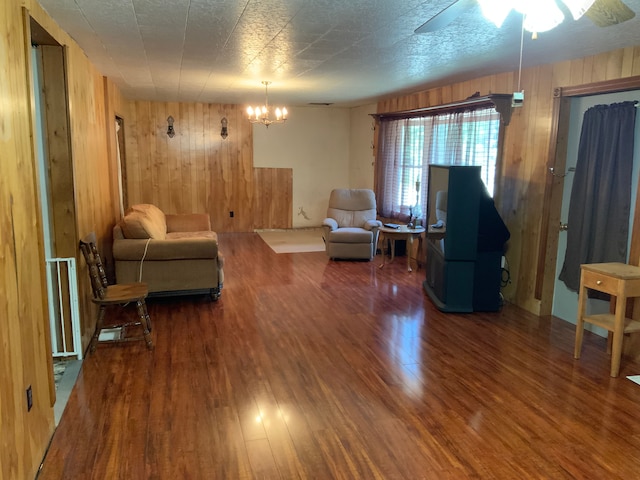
[585,0,635,27]
[414,0,476,34]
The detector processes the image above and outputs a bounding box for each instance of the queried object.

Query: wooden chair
[79,233,153,353]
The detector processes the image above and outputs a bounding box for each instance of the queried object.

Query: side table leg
[379,234,387,269]
[610,295,625,377]
[574,278,586,359]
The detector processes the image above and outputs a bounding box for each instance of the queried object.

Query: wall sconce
[220,117,228,139]
[167,115,175,138]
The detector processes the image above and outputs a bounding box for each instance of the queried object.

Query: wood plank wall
[2,1,125,477]
[377,46,640,315]
[1,4,54,479]
[66,52,121,349]
[123,101,293,232]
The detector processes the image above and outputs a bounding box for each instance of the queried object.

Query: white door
[552,91,640,335]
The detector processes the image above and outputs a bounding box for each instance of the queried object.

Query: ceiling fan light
[522,0,565,33]
[510,0,529,15]
[477,0,512,28]
[561,0,597,20]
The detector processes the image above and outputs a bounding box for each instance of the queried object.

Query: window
[376,107,502,223]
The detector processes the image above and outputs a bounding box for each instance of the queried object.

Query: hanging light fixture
[478,0,597,33]
[517,0,565,33]
[478,0,512,28]
[246,81,288,127]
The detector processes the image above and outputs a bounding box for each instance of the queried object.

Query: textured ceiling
[37,0,640,107]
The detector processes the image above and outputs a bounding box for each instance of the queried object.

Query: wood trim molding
[372,93,514,125]
[560,76,640,98]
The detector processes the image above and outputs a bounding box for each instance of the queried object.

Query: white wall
[253,104,376,228]
[349,103,377,189]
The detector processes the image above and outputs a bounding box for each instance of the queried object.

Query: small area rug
[257,228,325,254]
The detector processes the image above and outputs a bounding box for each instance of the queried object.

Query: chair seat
[93,282,149,305]
[328,227,373,244]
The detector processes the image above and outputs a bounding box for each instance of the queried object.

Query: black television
[423,165,510,312]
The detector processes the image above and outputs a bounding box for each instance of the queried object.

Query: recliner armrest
[363,219,382,230]
[323,218,338,230]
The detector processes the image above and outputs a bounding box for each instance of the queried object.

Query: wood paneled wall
[0,4,53,479]
[123,101,293,232]
[377,46,640,315]
[1,1,124,477]
[66,53,121,349]
[254,167,293,229]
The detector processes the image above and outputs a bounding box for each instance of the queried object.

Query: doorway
[29,16,82,421]
[552,91,640,334]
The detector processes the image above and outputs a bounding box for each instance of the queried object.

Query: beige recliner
[322,189,382,260]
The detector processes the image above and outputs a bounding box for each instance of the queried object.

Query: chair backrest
[79,232,108,300]
[327,189,377,228]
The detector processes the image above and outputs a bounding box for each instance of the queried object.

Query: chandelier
[478,0,597,33]
[246,81,288,127]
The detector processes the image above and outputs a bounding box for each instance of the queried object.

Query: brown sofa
[113,204,224,299]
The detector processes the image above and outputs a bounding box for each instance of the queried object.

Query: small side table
[575,262,640,377]
[378,225,425,272]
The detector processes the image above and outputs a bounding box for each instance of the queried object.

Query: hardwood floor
[39,233,640,479]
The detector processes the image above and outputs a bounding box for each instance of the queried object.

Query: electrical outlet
[26,385,33,411]
[229,211,234,218]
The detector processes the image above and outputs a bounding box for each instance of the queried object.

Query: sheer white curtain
[376,108,500,222]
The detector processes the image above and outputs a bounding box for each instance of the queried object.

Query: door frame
[25,11,78,405]
[537,75,640,315]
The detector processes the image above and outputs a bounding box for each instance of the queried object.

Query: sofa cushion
[165,231,217,241]
[121,204,167,239]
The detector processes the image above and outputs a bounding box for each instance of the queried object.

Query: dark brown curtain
[559,101,637,291]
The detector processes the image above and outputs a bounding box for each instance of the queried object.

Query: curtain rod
[371,93,514,125]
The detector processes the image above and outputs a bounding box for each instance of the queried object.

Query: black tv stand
[423,165,509,313]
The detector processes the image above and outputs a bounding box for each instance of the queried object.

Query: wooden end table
[378,225,425,272]
[575,262,640,377]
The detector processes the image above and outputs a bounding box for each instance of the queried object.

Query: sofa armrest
[322,218,338,231]
[165,213,211,233]
[113,237,218,261]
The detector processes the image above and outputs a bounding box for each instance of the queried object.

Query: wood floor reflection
[39,233,640,479]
